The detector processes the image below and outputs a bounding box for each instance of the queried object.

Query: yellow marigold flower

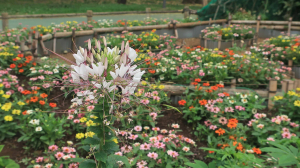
[12,109,21,115]
[17,101,25,106]
[90,115,98,119]
[288,91,296,96]
[113,138,118,144]
[86,120,95,127]
[151,84,157,89]
[76,133,85,139]
[294,100,300,107]
[2,94,10,99]
[158,85,165,89]
[85,131,95,138]
[141,81,147,86]
[0,83,3,87]
[293,57,296,60]
[274,96,283,101]
[80,117,87,123]
[1,102,12,111]
[4,115,13,121]
[0,90,3,94]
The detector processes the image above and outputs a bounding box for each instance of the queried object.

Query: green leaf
[95,151,108,163]
[260,147,287,154]
[166,163,173,168]
[163,104,182,114]
[83,137,100,145]
[0,145,4,152]
[185,160,208,168]
[107,155,130,168]
[79,159,96,168]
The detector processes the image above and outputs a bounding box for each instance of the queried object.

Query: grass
[0,0,202,15]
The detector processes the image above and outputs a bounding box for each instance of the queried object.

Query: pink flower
[121,145,132,153]
[150,112,158,120]
[73,119,80,123]
[62,147,71,153]
[290,122,299,127]
[55,152,65,160]
[147,152,158,160]
[35,157,43,163]
[137,161,147,166]
[171,124,180,129]
[182,146,190,152]
[163,137,171,143]
[128,134,138,140]
[67,115,74,120]
[68,163,78,168]
[204,120,211,126]
[267,137,275,142]
[209,125,217,130]
[152,127,160,131]
[154,142,165,149]
[140,99,150,105]
[115,152,123,156]
[62,76,68,80]
[199,70,205,76]
[140,143,151,150]
[167,150,179,158]
[282,127,290,133]
[282,132,292,139]
[48,145,58,151]
[18,86,24,92]
[119,131,127,136]
[87,105,95,112]
[78,113,85,118]
[68,154,76,158]
[134,126,142,132]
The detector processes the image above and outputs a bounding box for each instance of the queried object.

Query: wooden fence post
[268,79,277,109]
[256,15,261,35]
[282,79,288,93]
[87,10,93,22]
[295,79,300,93]
[228,14,232,26]
[184,6,189,19]
[288,60,293,78]
[217,35,221,49]
[53,31,56,53]
[287,80,295,91]
[203,0,208,6]
[288,17,292,36]
[146,8,151,18]
[33,31,38,56]
[209,18,212,25]
[72,29,76,52]
[204,37,207,48]
[20,40,25,52]
[28,31,32,49]
[231,78,236,89]
[1,12,9,31]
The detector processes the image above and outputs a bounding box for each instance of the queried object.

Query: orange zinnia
[211,86,218,91]
[40,93,48,98]
[233,141,237,146]
[32,62,37,66]
[18,54,24,58]
[203,82,210,86]
[208,151,215,153]
[205,89,212,93]
[49,103,57,108]
[194,78,201,82]
[19,69,24,73]
[223,92,230,97]
[199,99,207,106]
[178,100,186,106]
[30,96,39,103]
[252,147,261,154]
[215,128,225,136]
[22,111,27,115]
[39,100,45,105]
[18,63,23,68]
[227,122,237,129]
[189,106,194,110]
[236,143,243,151]
[191,82,198,86]
[195,86,202,90]
[229,118,238,124]
[10,64,16,69]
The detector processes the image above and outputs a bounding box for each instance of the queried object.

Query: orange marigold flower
[233,141,237,146]
[229,118,238,124]
[227,122,237,129]
[49,103,57,108]
[205,89,212,93]
[203,82,210,86]
[236,143,243,151]
[195,78,201,82]
[216,84,224,88]
[10,64,16,69]
[22,111,27,115]
[189,106,194,110]
[223,92,230,97]
[19,69,24,73]
[252,147,261,154]
[18,54,24,58]
[40,93,48,98]
[178,100,186,106]
[208,151,215,153]
[215,128,225,136]
[39,100,45,105]
[199,99,207,106]
[191,82,198,86]
[32,62,37,66]
[211,86,218,91]
[30,96,39,103]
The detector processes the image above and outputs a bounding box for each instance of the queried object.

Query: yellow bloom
[12,109,21,115]
[274,96,283,101]
[294,100,300,107]
[288,91,296,96]
[85,131,95,138]
[0,84,3,88]
[1,102,12,111]
[17,101,25,106]
[4,115,13,121]
[151,84,157,89]
[0,90,3,94]
[86,120,95,127]
[297,88,300,91]
[141,81,147,86]
[80,117,87,123]
[282,40,286,42]
[113,138,118,144]
[293,57,296,60]
[158,85,165,89]
[2,94,10,99]
[90,115,98,119]
[76,133,85,139]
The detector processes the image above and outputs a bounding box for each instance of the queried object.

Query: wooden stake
[86,10,93,22]
[268,79,277,109]
[209,18,212,25]
[33,31,38,56]
[204,38,207,48]
[184,6,189,19]
[53,31,56,53]
[228,14,232,26]
[217,35,221,49]
[39,36,48,56]
[146,8,151,18]
[256,15,261,34]
[288,17,293,36]
[287,80,295,91]
[72,29,76,52]
[1,12,9,30]
[231,78,236,89]
[282,79,288,93]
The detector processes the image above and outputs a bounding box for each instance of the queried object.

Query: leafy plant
[0,145,20,168]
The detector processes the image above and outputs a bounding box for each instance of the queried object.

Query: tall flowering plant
[60,39,147,167]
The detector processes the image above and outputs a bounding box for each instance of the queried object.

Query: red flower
[10,64,16,69]
[194,78,201,82]
[18,63,23,68]
[18,54,24,58]
[19,69,24,73]
[49,103,57,108]
[203,82,210,86]
[178,100,186,106]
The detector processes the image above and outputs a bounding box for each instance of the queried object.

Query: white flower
[29,119,40,125]
[240,94,247,99]
[41,57,48,60]
[45,163,53,168]
[255,95,258,99]
[162,68,167,72]
[36,126,43,132]
[252,108,257,114]
[27,110,34,114]
[67,141,73,145]
[44,65,50,68]
[31,70,37,73]
[241,98,248,103]
[257,124,264,129]
[53,69,59,73]
[73,50,85,65]
[55,65,60,68]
